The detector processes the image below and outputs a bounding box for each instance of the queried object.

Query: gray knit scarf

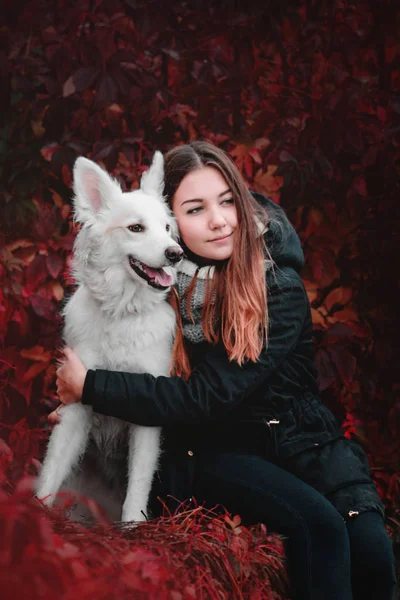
[176,218,271,344]
[176,259,217,344]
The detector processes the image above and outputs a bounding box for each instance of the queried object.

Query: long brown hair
[165,141,270,379]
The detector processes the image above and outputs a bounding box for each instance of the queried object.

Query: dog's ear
[72,157,120,223]
[140,151,164,198]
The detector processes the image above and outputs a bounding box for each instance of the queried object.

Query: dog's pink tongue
[144,266,173,287]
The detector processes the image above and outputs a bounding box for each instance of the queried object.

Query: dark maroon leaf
[79,41,102,66]
[327,346,357,386]
[42,99,69,139]
[73,66,101,92]
[30,295,56,320]
[96,72,118,106]
[109,67,132,96]
[161,48,180,60]
[45,251,63,279]
[91,140,117,161]
[323,323,354,344]
[51,147,77,178]
[279,150,296,163]
[25,255,47,292]
[36,75,62,95]
[108,50,138,66]
[31,205,58,242]
[315,349,337,391]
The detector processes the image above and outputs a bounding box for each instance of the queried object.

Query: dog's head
[71,152,183,294]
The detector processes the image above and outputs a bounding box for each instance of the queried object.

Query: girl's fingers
[59,393,75,405]
[48,408,61,424]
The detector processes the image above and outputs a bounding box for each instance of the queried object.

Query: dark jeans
[189,452,397,600]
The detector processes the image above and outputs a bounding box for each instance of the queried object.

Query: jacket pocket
[281,435,377,500]
[276,394,344,459]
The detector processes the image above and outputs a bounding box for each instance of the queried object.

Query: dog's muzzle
[165,246,184,264]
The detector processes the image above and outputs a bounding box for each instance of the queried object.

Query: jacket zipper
[262,417,281,458]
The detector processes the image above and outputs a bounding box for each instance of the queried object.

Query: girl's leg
[193,451,352,600]
[346,510,397,600]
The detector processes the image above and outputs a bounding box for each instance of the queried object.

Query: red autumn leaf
[91,140,117,161]
[323,322,354,344]
[352,175,367,197]
[248,149,262,164]
[279,150,296,163]
[307,246,338,283]
[20,345,51,362]
[30,295,56,320]
[32,204,58,242]
[45,251,63,279]
[96,72,118,106]
[315,348,337,391]
[324,287,353,314]
[61,163,72,187]
[244,155,253,179]
[254,165,284,194]
[307,252,323,281]
[14,475,36,495]
[39,280,64,302]
[22,362,49,382]
[0,438,13,459]
[327,345,357,386]
[12,376,33,405]
[64,66,102,97]
[40,144,61,162]
[62,76,76,97]
[25,255,47,293]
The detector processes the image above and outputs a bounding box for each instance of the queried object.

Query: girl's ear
[139,151,164,198]
[72,157,120,223]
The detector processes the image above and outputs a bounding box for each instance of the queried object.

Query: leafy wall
[1,0,399,577]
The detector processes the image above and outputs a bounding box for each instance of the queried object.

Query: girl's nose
[209,208,226,229]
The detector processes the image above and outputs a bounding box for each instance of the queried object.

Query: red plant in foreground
[0,448,289,600]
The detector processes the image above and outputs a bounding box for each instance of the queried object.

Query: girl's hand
[56,347,87,405]
[48,404,63,425]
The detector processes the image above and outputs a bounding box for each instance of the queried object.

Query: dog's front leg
[121,425,161,523]
[35,403,93,506]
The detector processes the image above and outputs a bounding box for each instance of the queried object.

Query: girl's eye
[128,224,144,233]
[187,199,234,215]
[166,224,170,232]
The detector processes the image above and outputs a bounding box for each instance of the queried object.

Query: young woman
[55,141,397,600]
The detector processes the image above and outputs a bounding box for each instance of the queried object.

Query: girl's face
[172,166,238,261]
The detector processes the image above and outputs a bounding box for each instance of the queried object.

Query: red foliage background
[1,0,399,597]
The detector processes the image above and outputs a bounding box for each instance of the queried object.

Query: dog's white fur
[35,152,181,523]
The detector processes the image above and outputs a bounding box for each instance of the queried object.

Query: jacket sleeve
[82,269,308,426]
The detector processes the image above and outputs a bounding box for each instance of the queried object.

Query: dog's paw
[115,520,139,532]
[36,492,55,507]
[121,508,148,524]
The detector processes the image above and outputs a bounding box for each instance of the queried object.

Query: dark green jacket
[82,193,385,522]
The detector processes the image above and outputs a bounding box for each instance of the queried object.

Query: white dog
[35,152,182,523]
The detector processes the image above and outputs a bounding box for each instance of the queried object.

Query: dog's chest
[66,301,174,375]
[97,314,172,373]
[90,413,128,456]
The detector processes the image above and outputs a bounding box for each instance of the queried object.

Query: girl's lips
[208,232,233,242]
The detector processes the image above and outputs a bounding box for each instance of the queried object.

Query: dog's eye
[166,224,170,232]
[128,224,144,233]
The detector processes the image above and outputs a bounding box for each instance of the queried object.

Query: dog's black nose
[165,246,184,263]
